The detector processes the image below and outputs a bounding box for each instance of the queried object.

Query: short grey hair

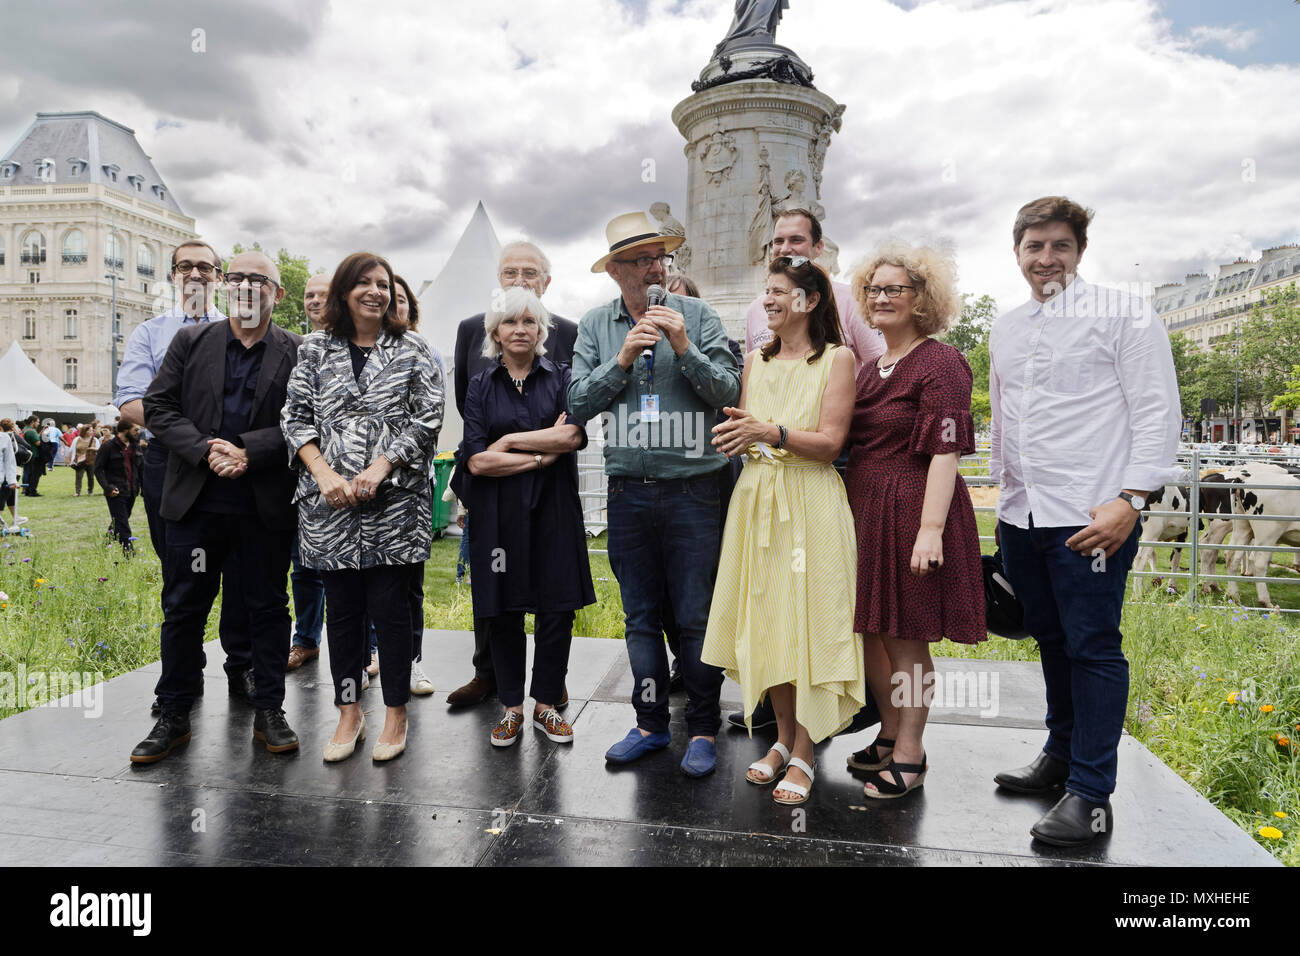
[497,240,551,278]
[482,286,551,358]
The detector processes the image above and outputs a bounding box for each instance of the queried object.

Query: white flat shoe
[774,757,815,805]
[410,662,434,696]
[372,729,407,761]
[746,741,791,786]
[323,715,365,762]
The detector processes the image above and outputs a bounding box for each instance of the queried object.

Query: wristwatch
[1118,491,1147,511]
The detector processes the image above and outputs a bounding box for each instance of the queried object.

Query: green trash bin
[431,454,455,538]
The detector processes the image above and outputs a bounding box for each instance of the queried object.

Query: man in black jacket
[447,240,578,707]
[131,251,303,763]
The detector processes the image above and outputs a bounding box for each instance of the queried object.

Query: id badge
[640,393,661,423]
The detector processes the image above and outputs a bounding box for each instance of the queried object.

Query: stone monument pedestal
[672,76,843,341]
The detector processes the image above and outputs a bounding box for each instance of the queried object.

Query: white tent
[418,201,502,451]
[0,341,103,421]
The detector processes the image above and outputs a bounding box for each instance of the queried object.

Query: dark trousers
[322,565,415,708]
[73,461,95,494]
[661,463,737,662]
[607,472,725,737]
[290,539,326,649]
[488,610,574,708]
[104,492,136,553]
[410,562,425,661]
[22,457,42,494]
[463,512,495,681]
[998,516,1140,804]
[154,510,293,713]
[145,444,252,675]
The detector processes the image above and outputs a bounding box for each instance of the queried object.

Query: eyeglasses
[500,268,543,281]
[865,285,916,299]
[174,261,218,276]
[613,254,674,269]
[224,273,279,289]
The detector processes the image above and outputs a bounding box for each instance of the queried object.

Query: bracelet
[534,454,543,470]
[775,424,788,449]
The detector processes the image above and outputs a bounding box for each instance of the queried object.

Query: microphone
[644,284,665,361]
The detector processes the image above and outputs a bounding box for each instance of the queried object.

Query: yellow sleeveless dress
[702,345,864,743]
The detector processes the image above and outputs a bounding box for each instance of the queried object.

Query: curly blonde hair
[851,241,959,336]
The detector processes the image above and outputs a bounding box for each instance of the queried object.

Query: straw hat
[590,211,685,274]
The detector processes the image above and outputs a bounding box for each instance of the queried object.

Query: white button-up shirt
[989,276,1182,529]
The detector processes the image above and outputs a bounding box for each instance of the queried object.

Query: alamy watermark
[890,664,1000,718]
[594,408,711,458]
[0,666,104,717]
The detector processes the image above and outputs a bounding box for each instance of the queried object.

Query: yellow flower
[1278,735,1292,748]
[1260,705,1274,713]
[1276,811,1289,819]
[1258,826,1283,840]
[1217,677,1224,682]
[1226,692,1239,704]
[33,577,46,586]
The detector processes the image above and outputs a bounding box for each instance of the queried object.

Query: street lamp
[1232,321,1240,444]
[106,268,121,395]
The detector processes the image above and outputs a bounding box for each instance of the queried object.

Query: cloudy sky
[3,0,1298,328]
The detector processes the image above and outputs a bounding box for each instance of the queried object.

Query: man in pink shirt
[743,208,884,370]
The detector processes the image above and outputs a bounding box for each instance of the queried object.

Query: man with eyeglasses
[131,250,304,763]
[116,240,255,713]
[446,240,578,708]
[569,211,740,777]
[727,207,886,734]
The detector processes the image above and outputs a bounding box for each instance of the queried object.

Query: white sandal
[746,741,792,786]
[774,757,815,805]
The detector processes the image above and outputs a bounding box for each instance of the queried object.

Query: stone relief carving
[747,145,775,266]
[651,202,691,274]
[808,104,845,197]
[700,129,739,186]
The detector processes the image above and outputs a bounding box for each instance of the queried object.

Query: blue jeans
[290,539,325,649]
[998,515,1140,804]
[606,473,725,737]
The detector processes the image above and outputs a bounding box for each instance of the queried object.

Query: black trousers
[104,492,136,553]
[154,510,293,713]
[145,444,252,676]
[488,610,574,708]
[322,564,415,708]
[22,457,42,494]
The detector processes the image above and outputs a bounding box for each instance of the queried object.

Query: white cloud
[3,0,1297,324]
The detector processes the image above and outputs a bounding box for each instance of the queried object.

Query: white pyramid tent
[418,201,502,451]
[0,341,103,421]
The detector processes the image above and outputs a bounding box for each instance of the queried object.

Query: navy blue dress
[462,356,596,618]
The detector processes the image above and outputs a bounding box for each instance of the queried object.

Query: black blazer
[143,320,303,529]
[93,436,142,498]
[453,311,578,417]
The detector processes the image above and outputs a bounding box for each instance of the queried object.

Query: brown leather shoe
[447,676,496,707]
[556,685,570,711]
[287,645,319,670]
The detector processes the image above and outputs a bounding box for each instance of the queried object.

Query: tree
[1167,331,1207,419]
[226,242,313,333]
[942,293,997,426]
[1272,364,1300,413]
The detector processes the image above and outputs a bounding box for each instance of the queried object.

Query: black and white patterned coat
[281,330,444,570]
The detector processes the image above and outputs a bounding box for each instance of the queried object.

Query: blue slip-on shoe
[605,727,671,764]
[680,737,717,778]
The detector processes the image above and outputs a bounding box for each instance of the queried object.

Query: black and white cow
[1228,462,1300,608]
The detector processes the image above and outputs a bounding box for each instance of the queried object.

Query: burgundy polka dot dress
[846,338,987,644]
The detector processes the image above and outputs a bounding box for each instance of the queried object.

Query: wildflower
[1276,812,1289,819]
[96,577,107,583]
[1260,705,1274,713]
[1258,826,1283,840]
[1278,735,1292,748]
[1226,692,1239,704]
[33,577,46,586]
[0,591,7,602]
[22,557,30,562]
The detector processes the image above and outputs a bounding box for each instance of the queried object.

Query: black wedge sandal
[846,736,895,772]
[861,755,927,799]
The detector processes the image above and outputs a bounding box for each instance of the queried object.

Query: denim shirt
[568,292,740,479]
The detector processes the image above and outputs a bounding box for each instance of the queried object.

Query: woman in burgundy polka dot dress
[844,242,987,799]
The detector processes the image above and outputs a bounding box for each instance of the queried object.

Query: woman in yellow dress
[703,255,863,805]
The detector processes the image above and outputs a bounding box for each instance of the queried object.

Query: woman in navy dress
[463,286,595,749]
[844,242,986,800]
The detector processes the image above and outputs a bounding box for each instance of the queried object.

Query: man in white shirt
[989,196,1181,847]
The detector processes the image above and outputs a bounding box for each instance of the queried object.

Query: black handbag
[983,548,1029,639]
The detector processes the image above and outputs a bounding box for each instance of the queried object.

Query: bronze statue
[715,0,790,55]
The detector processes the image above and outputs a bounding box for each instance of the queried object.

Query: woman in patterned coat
[281,252,443,763]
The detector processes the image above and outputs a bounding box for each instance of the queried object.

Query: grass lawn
[2,466,1297,863]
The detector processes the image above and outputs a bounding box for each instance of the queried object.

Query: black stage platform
[0,631,1277,866]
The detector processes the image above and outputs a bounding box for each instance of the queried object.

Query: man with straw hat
[569,211,740,778]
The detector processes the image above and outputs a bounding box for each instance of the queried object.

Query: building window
[104,232,123,271]
[64,358,78,390]
[0,161,17,179]
[22,310,36,340]
[62,229,88,264]
[68,158,88,177]
[28,271,40,284]
[0,235,4,265]
[101,164,120,183]
[152,185,166,202]
[136,244,154,277]
[64,309,78,339]
[20,230,46,265]
[127,174,144,192]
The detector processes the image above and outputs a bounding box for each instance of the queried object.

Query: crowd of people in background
[0,190,1182,850]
